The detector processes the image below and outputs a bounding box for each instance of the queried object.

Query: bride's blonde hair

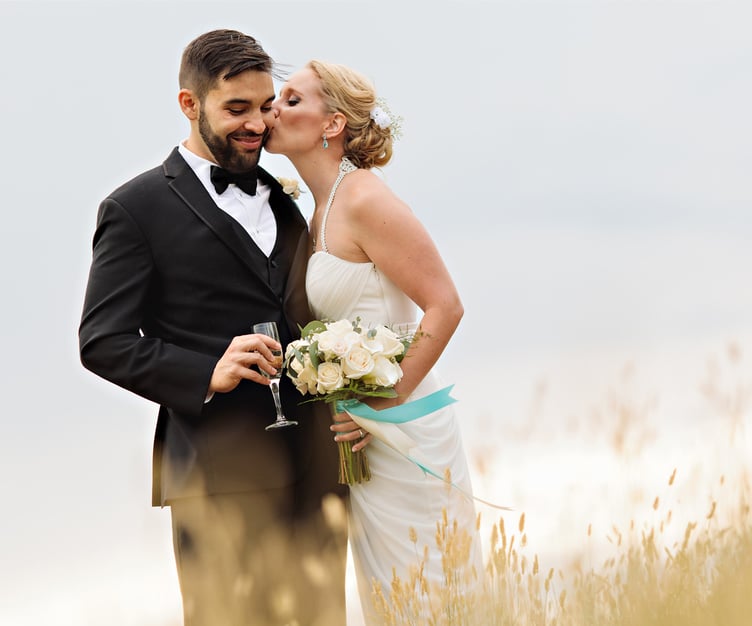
[307,60,394,169]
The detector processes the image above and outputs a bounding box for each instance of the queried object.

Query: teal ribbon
[336,385,513,511]
[335,385,457,422]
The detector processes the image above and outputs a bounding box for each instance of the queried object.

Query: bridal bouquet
[284,318,410,484]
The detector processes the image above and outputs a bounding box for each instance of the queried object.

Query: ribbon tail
[407,456,514,512]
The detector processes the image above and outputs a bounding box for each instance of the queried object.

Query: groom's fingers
[210,353,271,391]
[244,333,281,356]
[209,334,282,392]
[231,333,281,376]
[237,333,280,362]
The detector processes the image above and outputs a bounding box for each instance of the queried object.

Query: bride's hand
[330,413,372,451]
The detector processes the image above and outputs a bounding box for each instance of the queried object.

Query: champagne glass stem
[254,321,297,430]
[269,379,285,422]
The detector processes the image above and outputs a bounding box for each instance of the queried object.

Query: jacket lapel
[257,166,307,254]
[258,166,314,334]
[162,149,301,282]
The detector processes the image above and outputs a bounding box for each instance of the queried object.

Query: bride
[265,60,483,623]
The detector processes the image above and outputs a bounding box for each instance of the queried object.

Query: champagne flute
[253,322,298,430]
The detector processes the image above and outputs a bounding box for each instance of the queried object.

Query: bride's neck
[289,152,345,209]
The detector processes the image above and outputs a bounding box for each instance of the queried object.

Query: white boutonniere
[276,177,302,200]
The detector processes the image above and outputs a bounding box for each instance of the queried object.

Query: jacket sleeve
[78,197,217,417]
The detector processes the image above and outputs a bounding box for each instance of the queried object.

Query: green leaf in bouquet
[301,320,327,338]
[395,337,412,363]
[352,387,398,400]
[309,340,321,369]
[288,345,306,370]
[368,388,399,399]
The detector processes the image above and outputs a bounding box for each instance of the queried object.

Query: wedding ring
[358,429,365,439]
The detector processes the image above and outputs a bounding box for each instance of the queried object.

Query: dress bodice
[306,252,418,329]
[306,156,418,329]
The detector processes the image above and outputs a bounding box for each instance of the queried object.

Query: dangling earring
[322,134,329,149]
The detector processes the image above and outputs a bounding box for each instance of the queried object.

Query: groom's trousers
[169,488,347,626]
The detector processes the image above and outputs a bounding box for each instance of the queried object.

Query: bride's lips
[232,134,263,150]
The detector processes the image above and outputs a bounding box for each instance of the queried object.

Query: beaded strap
[319,156,357,253]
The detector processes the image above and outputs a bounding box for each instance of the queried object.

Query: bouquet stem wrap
[336,439,371,485]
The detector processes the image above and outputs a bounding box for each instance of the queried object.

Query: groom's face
[196,70,275,173]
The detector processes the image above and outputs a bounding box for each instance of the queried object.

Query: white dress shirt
[178,143,277,256]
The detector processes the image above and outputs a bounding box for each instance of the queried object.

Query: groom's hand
[209,333,281,393]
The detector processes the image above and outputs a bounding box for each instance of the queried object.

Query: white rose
[317,324,360,358]
[285,342,307,373]
[294,376,314,395]
[362,326,405,359]
[286,351,317,395]
[341,346,375,379]
[316,361,345,394]
[285,340,308,362]
[326,319,355,335]
[363,355,403,387]
[297,361,319,395]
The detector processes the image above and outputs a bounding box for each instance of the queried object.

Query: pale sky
[1,1,751,624]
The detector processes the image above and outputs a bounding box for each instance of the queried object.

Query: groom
[79,29,345,626]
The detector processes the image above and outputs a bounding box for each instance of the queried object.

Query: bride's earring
[322,133,328,149]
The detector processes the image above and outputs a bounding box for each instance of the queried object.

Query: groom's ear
[178,89,200,120]
[323,112,347,139]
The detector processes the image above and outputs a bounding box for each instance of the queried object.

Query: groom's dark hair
[179,29,275,101]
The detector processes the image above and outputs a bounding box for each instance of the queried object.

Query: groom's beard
[199,113,267,173]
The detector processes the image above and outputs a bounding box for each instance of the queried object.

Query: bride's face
[266,68,330,156]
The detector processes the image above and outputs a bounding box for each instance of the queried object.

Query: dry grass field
[368,342,752,625]
[370,471,750,625]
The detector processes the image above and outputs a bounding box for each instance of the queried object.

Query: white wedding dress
[306,160,483,624]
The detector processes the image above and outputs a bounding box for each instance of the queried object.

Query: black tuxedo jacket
[79,148,340,507]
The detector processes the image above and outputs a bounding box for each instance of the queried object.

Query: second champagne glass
[252,321,298,430]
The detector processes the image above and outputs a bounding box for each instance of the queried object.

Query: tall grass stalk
[372,470,751,625]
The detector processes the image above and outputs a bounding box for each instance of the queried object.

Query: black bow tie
[210,166,258,196]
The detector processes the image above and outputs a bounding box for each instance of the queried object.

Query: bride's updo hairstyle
[307,60,393,170]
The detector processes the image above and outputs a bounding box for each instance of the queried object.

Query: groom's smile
[231,132,264,152]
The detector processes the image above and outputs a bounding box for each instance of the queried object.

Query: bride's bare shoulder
[342,169,408,217]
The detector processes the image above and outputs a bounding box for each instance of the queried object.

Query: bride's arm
[346,172,463,404]
[327,171,462,451]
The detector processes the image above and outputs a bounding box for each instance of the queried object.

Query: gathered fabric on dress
[307,250,483,624]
